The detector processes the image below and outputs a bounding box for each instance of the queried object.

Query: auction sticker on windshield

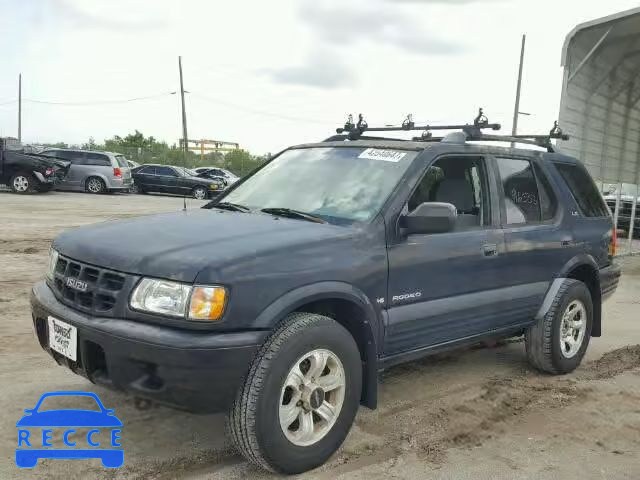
[358,148,407,162]
[48,316,77,361]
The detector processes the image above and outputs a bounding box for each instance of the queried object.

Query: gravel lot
[1,191,639,480]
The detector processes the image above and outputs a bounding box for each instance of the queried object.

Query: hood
[53,209,355,282]
[185,175,219,185]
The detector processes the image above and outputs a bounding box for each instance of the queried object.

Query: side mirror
[401,202,457,234]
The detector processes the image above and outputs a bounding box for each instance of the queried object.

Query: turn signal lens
[188,286,227,321]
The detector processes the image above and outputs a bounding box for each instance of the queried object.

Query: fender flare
[253,282,380,409]
[536,254,602,334]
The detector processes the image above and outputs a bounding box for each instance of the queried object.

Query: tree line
[41,130,270,177]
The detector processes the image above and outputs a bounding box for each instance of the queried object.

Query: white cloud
[1,0,639,154]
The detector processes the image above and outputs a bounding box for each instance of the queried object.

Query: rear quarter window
[114,155,129,168]
[85,152,111,166]
[554,162,609,217]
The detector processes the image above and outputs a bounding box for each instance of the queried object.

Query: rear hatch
[114,155,132,183]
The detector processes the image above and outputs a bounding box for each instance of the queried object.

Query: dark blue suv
[30,122,620,474]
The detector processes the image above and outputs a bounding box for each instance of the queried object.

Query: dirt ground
[1,191,639,480]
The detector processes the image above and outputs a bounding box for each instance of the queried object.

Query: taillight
[608,228,617,257]
[113,167,122,178]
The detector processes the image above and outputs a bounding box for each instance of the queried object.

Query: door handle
[482,243,498,257]
[561,239,573,247]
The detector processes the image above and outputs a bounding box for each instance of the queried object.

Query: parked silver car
[41,149,133,193]
[192,166,240,185]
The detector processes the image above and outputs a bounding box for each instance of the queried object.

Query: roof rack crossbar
[329,110,570,153]
[337,109,501,140]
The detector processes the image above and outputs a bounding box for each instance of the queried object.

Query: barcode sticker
[358,148,407,162]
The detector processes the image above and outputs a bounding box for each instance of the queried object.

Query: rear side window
[115,155,129,168]
[496,158,541,224]
[85,152,111,166]
[156,166,176,176]
[554,163,609,217]
[65,151,86,164]
[138,166,156,174]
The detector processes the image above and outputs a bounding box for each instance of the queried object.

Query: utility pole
[178,56,188,167]
[18,73,22,143]
[512,34,526,139]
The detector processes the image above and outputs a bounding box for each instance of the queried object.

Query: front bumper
[600,263,621,301]
[30,280,265,413]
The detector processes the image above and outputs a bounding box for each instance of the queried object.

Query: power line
[21,92,175,106]
[190,92,330,125]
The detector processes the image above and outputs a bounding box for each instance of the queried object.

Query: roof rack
[327,109,570,153]
[336,108,501,140]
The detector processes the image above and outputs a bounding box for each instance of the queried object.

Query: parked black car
[30,119,620,474]
[0,138,70,193]
[130,164,225,199]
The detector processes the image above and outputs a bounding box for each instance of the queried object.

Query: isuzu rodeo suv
[30,113,621,473]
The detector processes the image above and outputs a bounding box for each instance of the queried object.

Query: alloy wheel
[279,349,346,447]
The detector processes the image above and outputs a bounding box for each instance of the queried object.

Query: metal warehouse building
[559,7,640,255]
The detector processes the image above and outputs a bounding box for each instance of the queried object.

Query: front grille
[51,256,128,315]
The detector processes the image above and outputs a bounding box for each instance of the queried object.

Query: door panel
[494,157,581,320]
[385,228,509,354]
[385,281,547,354]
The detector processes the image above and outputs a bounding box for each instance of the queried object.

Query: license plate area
[47,316,77,361]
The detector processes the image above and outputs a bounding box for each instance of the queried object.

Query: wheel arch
[85,174,108,190]
[539,254,602,337]
[253,282,380,409]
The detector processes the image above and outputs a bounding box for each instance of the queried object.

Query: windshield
[222,147,417,222]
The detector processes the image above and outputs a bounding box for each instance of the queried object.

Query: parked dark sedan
[131,164,225,199]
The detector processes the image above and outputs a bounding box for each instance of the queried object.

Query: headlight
[47,248,59,280]
[209,183,220,190]
[130,278,227,321]
[130,278,191,318]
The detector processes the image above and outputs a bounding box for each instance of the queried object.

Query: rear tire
[85,177,106,194]
[9,172,35,194]
[525,279,592,374]
[228,312,362,474]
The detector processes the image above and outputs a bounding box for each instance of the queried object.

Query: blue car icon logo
[16,391,123,468]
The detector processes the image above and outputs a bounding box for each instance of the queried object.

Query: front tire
[525,279,592,374]
[228,312,362,474]
[192,186,208,200]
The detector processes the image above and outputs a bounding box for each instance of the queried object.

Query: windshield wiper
[261,207,326,224]
[213,202,251,212]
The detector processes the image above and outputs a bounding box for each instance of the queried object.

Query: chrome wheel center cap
[301,385,325,411]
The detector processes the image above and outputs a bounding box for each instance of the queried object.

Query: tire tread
[228,312,336,472]
[525,279,589,374]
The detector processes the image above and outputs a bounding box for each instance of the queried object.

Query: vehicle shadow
[93,340,529,478]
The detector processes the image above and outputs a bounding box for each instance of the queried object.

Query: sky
[0,0,639,154]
